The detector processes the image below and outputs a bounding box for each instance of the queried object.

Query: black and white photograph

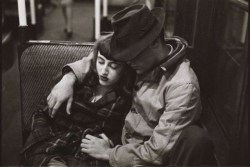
[1,0,248,166]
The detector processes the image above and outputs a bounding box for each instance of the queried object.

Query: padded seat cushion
[19,41,94,141]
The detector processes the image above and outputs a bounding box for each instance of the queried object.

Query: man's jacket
[66,36,201,167]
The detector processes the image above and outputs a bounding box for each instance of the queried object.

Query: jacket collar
[136,36,188,84]
[93,90,117,107]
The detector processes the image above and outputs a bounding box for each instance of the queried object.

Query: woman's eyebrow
[98,57,104,61]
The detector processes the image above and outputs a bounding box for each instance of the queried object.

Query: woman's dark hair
[90,35,136,96]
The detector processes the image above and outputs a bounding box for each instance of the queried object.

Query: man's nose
[127,61,132,65]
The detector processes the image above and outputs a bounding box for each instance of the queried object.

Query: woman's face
[96,52,125,86]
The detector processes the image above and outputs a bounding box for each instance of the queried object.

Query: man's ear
[150,37,160,49]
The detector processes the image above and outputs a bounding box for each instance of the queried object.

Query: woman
[21,35,135,166]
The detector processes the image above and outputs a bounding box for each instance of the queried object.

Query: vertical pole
[95,0,101,40]
[17,0,29,44]
[17,0,27,26]
[103,0,108,17]
[241,12,248,43]
[30,0,36,25]
[30,0,37,39]
[145,0,155,9]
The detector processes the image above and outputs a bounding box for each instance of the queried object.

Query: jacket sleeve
[109,83,200,167]
[62,52,94,83]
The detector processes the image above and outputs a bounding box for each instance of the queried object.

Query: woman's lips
[100,75,108,81]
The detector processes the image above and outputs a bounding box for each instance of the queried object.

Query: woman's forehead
[98,52,113,61]
[97,52,122,64]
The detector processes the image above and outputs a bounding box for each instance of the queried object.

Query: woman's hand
[47,72,76,118]
[81,133,112,161]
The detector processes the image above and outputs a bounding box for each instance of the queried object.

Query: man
[47,5,216,167]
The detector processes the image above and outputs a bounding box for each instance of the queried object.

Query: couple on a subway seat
[21,4,217,167]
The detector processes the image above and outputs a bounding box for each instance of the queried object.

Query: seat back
[19,41,94,141]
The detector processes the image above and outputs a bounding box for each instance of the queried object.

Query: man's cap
[110,5,165,61]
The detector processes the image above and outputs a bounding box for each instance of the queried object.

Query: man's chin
[136,69,146,75]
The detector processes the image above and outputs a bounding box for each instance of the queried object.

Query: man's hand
[81,133,112,161]
[47,72,76,118]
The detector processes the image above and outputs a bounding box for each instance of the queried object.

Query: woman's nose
[101,64,109,75]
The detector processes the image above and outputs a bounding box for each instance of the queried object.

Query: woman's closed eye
[97,55,123,70]
[97,57,105,64]
[109,63,120,69]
